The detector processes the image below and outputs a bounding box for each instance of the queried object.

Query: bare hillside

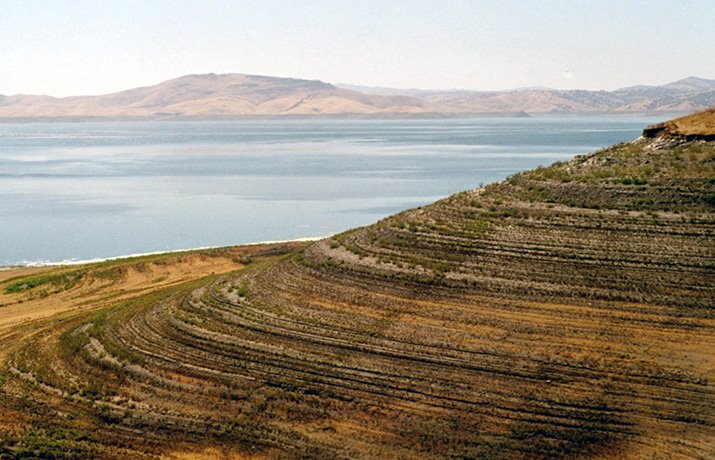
[1,74,714,118]
[0,109,713,458]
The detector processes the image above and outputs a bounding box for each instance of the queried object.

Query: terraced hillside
[1,110,713,459]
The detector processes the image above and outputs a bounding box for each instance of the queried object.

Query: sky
[1,0,714,97]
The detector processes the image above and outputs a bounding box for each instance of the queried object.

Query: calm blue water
[0,117,665,265]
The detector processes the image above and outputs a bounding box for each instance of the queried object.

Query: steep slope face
[325,108,715,307]
[1,110,713,458]
[643,106,715,139]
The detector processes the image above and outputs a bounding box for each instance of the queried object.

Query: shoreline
[0,111,686,124]
[0,235,327,269]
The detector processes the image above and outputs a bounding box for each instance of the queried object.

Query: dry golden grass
[644,106,715,137]
[0,112,713,458]
[0,256,231,336]
[0,244,303,362]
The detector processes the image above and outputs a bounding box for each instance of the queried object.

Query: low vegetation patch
[4,271,83,294]
[1,121,713,458]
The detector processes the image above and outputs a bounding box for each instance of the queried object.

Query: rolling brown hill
[1,74,714,118]
[0,109,713,458]
[341,76,715,114]
[0,73,433,118]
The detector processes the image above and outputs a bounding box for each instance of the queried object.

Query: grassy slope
[0,109,713,459]
[0,244,303,354]
[643,107,715,138]
[0,243,305,459]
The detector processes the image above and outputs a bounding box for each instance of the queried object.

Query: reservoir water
[0,116,666,265]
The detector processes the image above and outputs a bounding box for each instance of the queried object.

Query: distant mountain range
[1,74,713,119]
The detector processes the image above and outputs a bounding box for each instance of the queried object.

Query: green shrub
[237,285,250,298]
[705,193,715,207]
[621,177,647,186]
[5,271,83,294]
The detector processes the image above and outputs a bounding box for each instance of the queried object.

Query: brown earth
[0,109,713,459]
[1,73,713,118]
[0,243,304,365]
[643,106,715,139]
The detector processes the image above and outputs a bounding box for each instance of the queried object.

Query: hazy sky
[1,0,714,96]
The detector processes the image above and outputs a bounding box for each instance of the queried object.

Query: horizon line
[1,72,712,99]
